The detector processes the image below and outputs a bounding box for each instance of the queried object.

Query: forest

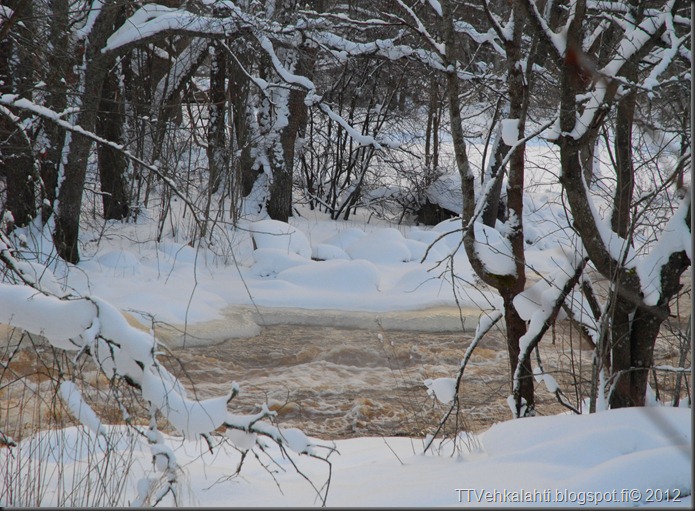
[0,0,692,507]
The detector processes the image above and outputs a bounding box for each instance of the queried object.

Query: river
[159,307,595,439]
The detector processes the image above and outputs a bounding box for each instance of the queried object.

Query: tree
[522,0,691,408]
[96,34,130,221]
[52,0,128,263]
[0,0,37,229]
[438,0,546,416]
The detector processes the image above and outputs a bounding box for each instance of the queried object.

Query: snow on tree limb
[519,0,567,58]
[0,233,335,501]
[74,0,105,41]
[599,2,674,79]
[454,20,505,56]
[511,255,588,417]
[389,1,445,55]
[103,3,235,53]
[423,309,503,453]
[0,283,96,349]
[642,10,689,92]
[59,381,108,437]
[153,38,210,107]
[635,195,692,306]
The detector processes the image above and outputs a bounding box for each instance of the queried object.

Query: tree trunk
[54,1,123,263]
[207,42,228,195]
[0,0,36,228]
[443,0,533,415]
[551,0,691,410]
[611,65,636,237]
[96,65,130,221]
[227,45,256,197]
[267,47,315,222]
[481,128,509,228]
[503,292,535,414]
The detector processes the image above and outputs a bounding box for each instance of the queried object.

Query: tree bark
[267,47,316,222]
[443,0,534,414]
[96,64,130,221]
[207,42,228,195]
[551,0,691,409]
[54,1,123,263]
[228,44,256,197]
[0,0,36,228]
[40,0,70,223]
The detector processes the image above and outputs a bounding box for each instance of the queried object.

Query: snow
[426,0,443,16]
[425,173,464,214]
[424,377,457,404]
[73,0,104,40]
[104,5,229,53]
[59,381,107,438]
[474,221,517,277]
[501,118,520,146]
[248,218,312,259]
[345,228,411,263]
[311,243,350,261]
[140,366,231,438]
[1,408,689,506]
[600,10,667,78]
[635,196,692,305]
[0,134,690,507]
[0,283,95,349]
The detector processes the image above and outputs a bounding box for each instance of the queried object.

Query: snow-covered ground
[4,407,691,507]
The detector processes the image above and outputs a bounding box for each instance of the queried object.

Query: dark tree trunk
[611,64,636,237]
[268,87,306,222]
[96,65,130,221]
[0,0,36,228]
[54,1,123,263]
[607,296,635,408]
[481,132,509,228]
[443,0,534,415]
[550,0,691,410]
[503,292,535,414]
[40,0,70,223]
[228,46,256,197]
[207,42,228,195]
[267,48,315,222]
[0,123,35,229]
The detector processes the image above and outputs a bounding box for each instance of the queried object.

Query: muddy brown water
[2,313,687,443]
[161,322,594,440]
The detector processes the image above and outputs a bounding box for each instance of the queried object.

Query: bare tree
[522,0,691,408]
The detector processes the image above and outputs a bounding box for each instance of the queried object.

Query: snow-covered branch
[0,234,335,502]
[423,309,503,453]
[103,3,237,54]
[510,255,588,417]
[388,1,445,55]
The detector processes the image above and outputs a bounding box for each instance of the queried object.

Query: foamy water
[163,318,591,439]
[4,307,684,442]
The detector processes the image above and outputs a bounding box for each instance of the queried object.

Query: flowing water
[162,319,594,440]
[2,307,687,443]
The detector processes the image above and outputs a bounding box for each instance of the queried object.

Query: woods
[0,0,691,506]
